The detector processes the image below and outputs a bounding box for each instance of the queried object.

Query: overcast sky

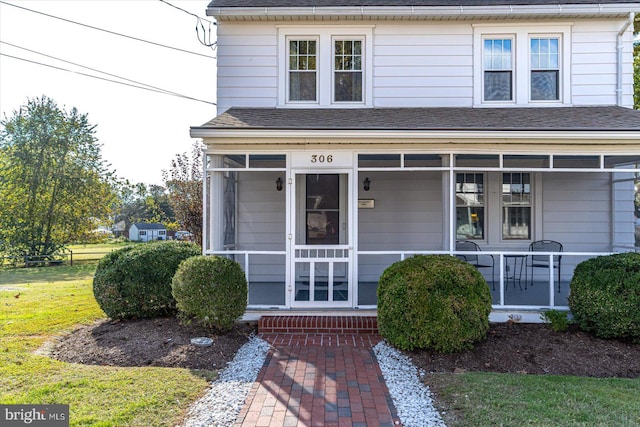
[0,0,217,185]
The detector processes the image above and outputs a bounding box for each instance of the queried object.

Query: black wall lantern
[276,177,283,191]
[363,177,371,191]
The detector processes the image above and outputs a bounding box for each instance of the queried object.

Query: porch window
[334,39,363,102]
[530,37,560,101]
[483,38,513,101]
[502,173,531,240]
[456,173,485,240]
[288,39,317,102]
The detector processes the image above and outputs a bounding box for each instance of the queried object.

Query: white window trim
[278,25,374,107]
[473,23,572,107]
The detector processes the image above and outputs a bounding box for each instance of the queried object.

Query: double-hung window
[456,173,485,240]
[483,38,513,102]
[502,173,531,240]
[530,37,560,101]
[334,39,363,102]
[474,25,569,105]
[279,27,372,107]
[288,39,317,102]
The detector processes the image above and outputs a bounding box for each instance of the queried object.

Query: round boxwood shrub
[377,254,492,353]
[93,241,200,319]
[171,255,247,332]
[568,252,640,343]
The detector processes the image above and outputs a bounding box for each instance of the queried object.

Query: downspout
[616,12,634,106]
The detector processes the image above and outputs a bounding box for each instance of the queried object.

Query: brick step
[258,315,378,334]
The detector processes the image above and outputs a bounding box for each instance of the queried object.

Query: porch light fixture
[276,177,283,191]
[363,177,371,191]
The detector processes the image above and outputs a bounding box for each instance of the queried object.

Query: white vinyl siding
[373,23,473,107]
[216,23,278,110]
[571,20,635,107]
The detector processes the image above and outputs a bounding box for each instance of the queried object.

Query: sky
[0,0,217,185]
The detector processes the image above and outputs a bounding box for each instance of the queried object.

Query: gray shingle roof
[195,107,640,132]
[208,0,639,8]
[132,223,166,230]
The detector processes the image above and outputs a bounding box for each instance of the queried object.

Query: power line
[158,0,215,25]
[158,0,217,49]
[0,0,215,59]
[0,40,190,100]
[1,53,216,106]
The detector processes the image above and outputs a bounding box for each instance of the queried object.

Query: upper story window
[278,26,373,107]
[530,37,559,101]
[473,25,570,106]
[483,38,513,102]
[334,39,363,102]
[288,39,317,102]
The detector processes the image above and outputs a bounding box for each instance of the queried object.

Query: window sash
[530,37,560,101]
[334,39,363,102]
[483,38,513,102]
[502,173,532,240]
[456,173,485,240]
[288,39,317,102]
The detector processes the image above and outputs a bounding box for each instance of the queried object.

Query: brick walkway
[233,317,402,427]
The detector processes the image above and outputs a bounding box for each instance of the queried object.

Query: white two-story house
[191,0,640,321]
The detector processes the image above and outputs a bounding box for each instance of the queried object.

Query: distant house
[129,223,167,242]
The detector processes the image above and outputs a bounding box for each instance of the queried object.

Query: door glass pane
[306,174,340,244]
[295,263,310,301]
[314,263,330,302]
[333,262,348,301]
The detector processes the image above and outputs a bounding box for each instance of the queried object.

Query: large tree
[0,96,115,257]
[162,142,203,246]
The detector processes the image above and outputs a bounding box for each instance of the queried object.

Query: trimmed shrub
[171,255,247,332]
[568,252,640,343]
[377,254,492,353]
[93,241,200,319]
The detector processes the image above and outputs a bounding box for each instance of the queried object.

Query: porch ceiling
[193,106,640,133]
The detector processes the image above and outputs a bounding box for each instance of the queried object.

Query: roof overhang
[207,4,640,21]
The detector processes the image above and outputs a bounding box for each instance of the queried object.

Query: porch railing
[205,249,619,311]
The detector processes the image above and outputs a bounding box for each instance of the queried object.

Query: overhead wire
[158,0,217,49]
[1,53,216,106]
[0,0,215,59]
[0,41,194,101]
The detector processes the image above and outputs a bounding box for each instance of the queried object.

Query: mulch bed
[50,318,640,378]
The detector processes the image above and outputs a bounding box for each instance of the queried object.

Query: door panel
[292,173,352,307]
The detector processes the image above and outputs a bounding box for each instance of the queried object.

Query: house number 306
[311,155,333,163]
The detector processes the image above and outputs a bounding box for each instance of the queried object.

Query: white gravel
[181,336,446,427]
[374,341,447,427]
[181,335,271,427]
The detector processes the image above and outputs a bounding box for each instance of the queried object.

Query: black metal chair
[528,240,563,292]
[456,240,496,290]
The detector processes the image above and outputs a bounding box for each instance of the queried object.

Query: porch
[203,152,640,316]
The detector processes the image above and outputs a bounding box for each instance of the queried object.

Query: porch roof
[194,106,640,132]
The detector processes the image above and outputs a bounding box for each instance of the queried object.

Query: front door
[291,172,352,307]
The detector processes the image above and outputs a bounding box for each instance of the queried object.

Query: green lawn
[428,368,640,426]
[0,261,212,427]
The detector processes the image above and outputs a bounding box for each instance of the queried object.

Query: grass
[0,261,214,427]
[428,372,640,426]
